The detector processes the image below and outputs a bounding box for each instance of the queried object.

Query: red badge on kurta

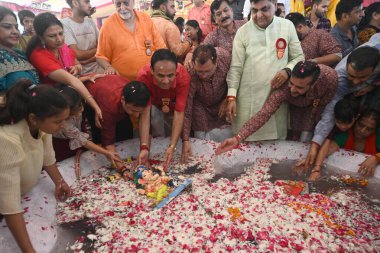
[276,38,287,59]
[162,98,170,113]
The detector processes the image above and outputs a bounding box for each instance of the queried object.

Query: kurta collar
[252,16,275,31]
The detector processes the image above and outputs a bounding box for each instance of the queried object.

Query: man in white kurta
[226,0,304,141]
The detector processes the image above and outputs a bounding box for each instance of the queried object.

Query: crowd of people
[0,0,380,251]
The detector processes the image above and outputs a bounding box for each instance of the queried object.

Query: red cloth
[86,75,131,146]
[188,4,214,38]
[136,63,190,113]
[343,129,377,155]
[29,44,76,86]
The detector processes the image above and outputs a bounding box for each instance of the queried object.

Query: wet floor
[269,160,380,203]
[53,160,380,252]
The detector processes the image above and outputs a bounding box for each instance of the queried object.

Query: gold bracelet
[168,144,177,151]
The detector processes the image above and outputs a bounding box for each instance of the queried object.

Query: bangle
[182,139,189,142]
[226,96,236,101]
[140,143,149,151]
[234,134,242,143]
[311,141,320,148]
[168,144,176,151]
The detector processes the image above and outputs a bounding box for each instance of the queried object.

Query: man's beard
[167,12,175,20]
[119,10,132,20]
[315,9,326,19]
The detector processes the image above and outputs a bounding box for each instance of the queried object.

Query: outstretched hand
[358,156,378,177]
[55,179,72,202]
[215,137,239,155]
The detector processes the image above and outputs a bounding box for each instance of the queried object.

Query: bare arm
[84,141,121,165]
[138,105,151,165]
[170,111,185,148]
[105,144,123,169]
[163,111,185,170]
[96,58,118,75]
[48,69,103,128]
[5,213,35,253]
[68,44,97,61]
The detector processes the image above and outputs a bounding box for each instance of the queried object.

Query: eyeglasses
[115,1,130,7]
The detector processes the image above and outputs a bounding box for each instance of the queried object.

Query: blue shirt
[312,33,380,145]
[331,24,359,58]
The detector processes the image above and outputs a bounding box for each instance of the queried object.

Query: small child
[310,98,380,180]
[53,85,121,165]
[308,97,360,180]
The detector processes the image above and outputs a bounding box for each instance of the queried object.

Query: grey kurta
[227,16,304,141]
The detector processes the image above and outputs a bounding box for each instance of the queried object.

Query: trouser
[151,106,173,137]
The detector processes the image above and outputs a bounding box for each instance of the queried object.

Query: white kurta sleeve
[285,22,304,70]
[226,29,246,97]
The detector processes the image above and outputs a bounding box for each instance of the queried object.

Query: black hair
[151,49,178,69]
[285,12,307,26]
[26,12,63,58]
[347,46,380,71]
[335,0,363,21]
[334,95,360,123]
[0,80,68,125]
[151,0,168,9]
[210,0,230,23]
[250,0,275,3]
[18,10,35,24]
[175,17,185,26]
[358,2,380,30]
[122,81,151,107]
[358,107,380,127]
[185,20,203,44]
[192,44,217,64]
[312,0,324,5]
[56,84,82,113]
[291,61,321,84]
[0,6,17,22]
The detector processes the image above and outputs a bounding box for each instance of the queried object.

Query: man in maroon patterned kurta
[181,45,232,162]
[286,12,342,67]
[216,62,338,154]
[203,0,246,53]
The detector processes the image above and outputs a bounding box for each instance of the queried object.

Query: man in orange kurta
[96,0,166,81]
[151,0,192,58]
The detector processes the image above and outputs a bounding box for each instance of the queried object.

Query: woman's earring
[41,40,46,48]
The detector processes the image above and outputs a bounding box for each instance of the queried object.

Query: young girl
[53,85,121,165]
[0,80,71,253]
[183,20,203,66]
[184,20,203,49]
[310,105,379,180]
